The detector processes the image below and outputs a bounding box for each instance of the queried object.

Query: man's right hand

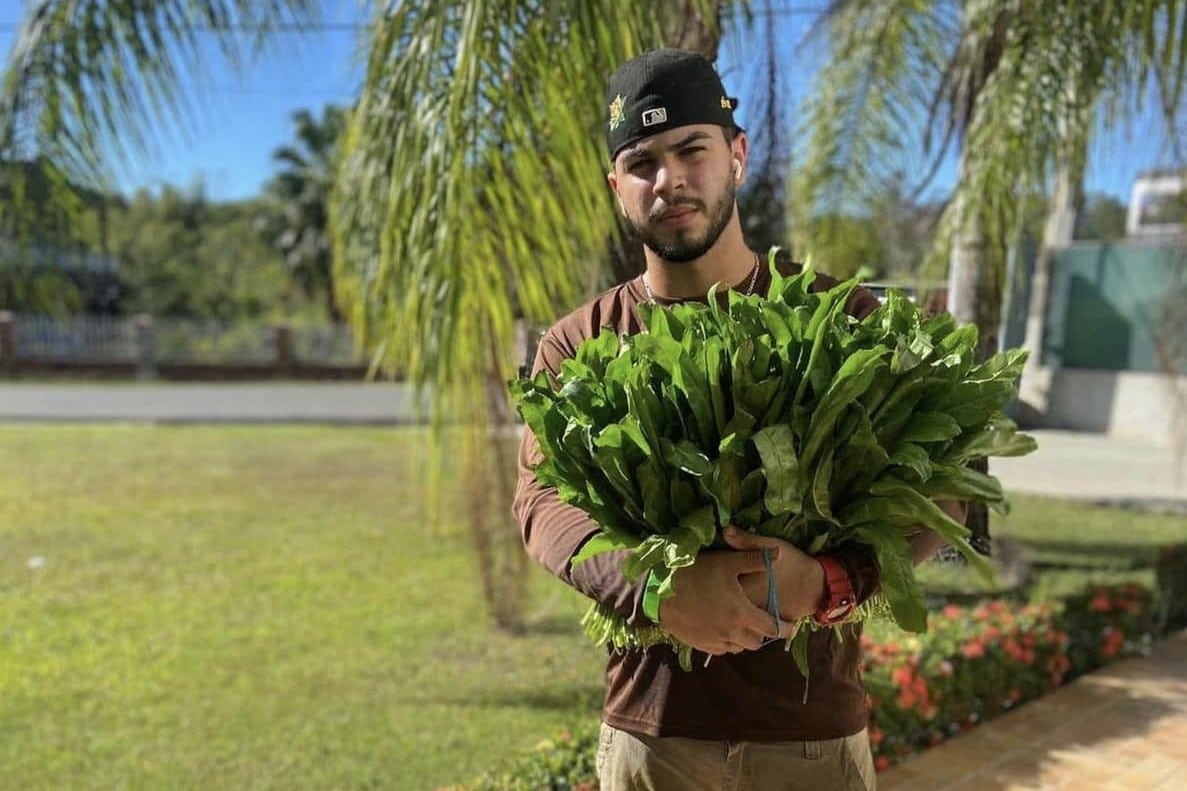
[658,544,794,657]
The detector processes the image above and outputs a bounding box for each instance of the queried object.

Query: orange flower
[1101,629,1125,657]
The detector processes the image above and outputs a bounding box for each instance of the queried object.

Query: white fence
[0,313,367,374]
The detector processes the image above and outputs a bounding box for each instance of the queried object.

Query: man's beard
[627,178,736,264]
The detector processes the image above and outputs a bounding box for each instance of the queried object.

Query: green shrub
[1059,581,1157,677]
[465,726,599,791]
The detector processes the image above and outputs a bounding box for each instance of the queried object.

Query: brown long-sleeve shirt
[512,258,883,740]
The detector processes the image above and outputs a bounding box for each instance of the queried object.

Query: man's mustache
[650,198,703,222]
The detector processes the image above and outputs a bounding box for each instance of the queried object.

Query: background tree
[0,157,110,314]
[108,184,297,320]
[794,0,1187,357]
[259,104,345,323]
[1074,192,1129,241]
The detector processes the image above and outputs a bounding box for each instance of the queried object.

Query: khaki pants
[596,722,876,791]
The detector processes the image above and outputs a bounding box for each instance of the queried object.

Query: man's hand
[910,499,969,564]
[725,527,825,624]
[658,539,795,657]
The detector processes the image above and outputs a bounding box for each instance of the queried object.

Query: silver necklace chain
[642,252,762,304]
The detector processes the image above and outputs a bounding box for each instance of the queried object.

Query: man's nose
[652,162,687,196]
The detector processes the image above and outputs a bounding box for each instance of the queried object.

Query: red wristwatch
[814,554,856,626]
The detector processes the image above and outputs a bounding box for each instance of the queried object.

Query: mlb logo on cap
[641,107,668,127]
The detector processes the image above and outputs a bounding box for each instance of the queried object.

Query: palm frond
[790,0,959,271]
[329,1,717,428]
[931,0,1187,284]
[0,1,321,184]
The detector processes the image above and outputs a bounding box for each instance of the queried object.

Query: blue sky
[0,1,1176,204]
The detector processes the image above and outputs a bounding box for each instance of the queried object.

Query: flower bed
[463,581,1159,789]
[863,581,1155,769]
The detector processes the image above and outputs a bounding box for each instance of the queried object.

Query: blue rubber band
[763,548,782,640]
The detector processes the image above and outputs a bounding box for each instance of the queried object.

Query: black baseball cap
[605,49,743,163]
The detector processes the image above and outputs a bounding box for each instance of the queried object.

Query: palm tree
[328,1,730,629]
[793,0,1187,360]
[0,0,730,630]
[261,104,345,322]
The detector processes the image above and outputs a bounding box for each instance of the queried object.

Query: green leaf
[571,531,641,567]
[790,629,812,698]
[811,449,839,525]
[897,412,962,443]
[920,463,1008,513]
[887,442,933,483]
[636,460,671,529]
[868,478,995,583]
[661,438,713,477]
[854,527,927,633]
[751,424,805,516]
[800,345,889,471]
[677,505,718,548]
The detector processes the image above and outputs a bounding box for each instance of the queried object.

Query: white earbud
[733,160,742,180]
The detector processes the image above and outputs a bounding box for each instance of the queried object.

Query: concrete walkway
[879,629,1187,790]
[991,430,1186,506]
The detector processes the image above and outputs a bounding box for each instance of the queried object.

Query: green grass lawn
[3,425,1184,790]
[0,425,604,791]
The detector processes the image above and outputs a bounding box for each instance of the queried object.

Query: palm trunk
[1018,144,1080,418]
[946,185,998,360]
[661,1,726,58]
[480,3,730,629]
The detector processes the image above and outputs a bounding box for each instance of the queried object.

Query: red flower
[942,604,963,619]
[962,640,985,659]
[875,755,892,772]
[1101,629,1125,657]
[868,727,885,746]
[1090,594,1112,612]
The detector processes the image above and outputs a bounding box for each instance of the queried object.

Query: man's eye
[682,147,706,156]
[628,160,653,173]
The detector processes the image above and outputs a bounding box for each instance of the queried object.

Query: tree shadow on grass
[416,682,603,713]
[520,613,586,637]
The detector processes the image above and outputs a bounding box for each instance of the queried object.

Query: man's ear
[731,131,750,178]
[607,170,626,216]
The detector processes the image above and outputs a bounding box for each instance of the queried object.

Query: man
[512,48,958,790]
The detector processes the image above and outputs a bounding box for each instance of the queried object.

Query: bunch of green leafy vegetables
[509,257,1036,671]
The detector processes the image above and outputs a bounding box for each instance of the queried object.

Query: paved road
[1,383,1184,504]
[0,382,426,425]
